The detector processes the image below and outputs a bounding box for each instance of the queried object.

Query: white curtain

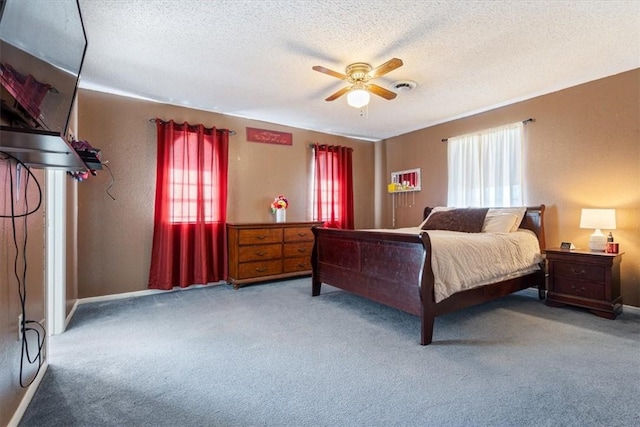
[447,122,523,207]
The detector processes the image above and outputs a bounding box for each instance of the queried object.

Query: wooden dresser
[227,221,322,288]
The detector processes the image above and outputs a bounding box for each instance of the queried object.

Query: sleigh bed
[311,205,546,345]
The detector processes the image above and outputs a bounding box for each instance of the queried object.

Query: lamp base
[589,231,607,252]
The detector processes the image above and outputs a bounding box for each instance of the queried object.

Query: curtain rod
[441,118,534,142]
[308,143,353,151]
[149,118,236,136]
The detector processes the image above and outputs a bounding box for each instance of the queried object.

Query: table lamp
[579,208,616,252]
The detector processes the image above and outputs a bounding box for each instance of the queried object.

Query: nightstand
[545,248,623,319]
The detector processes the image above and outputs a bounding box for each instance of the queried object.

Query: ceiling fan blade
[325,86,351,101]
[312,65,348,80]
[367,58,403,79]
[367,84,397,100]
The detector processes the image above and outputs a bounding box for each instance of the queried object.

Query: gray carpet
[19,278,640,427]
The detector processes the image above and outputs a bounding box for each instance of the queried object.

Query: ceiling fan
[312,58,403,108]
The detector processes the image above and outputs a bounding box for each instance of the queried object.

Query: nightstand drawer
[238,228,282,245]
[238,260,282,279]
[554,277,604,300]
[554,262,605,284]
[284,242,312,258]
[238,244,282,262]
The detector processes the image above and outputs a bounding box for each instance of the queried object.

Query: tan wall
[380,69,640,307]
[0,165,46,426]
[76,90,375,298]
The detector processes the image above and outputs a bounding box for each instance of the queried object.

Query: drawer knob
[297,263,307,268]
[255,267,266,273]
[570,268,586,276]
[297,248,307,253]
[297,232,308,237]
[256,251,267,256]
[570,285,586,293]
[256,235,266,240]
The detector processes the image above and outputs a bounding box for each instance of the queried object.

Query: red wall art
[246,127,293,146]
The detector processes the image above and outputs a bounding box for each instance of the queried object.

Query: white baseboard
[78,283,640,313]
[77,281,225,305]
[520,288,640,314]
[624,303,640,314]
[7,360,49,427]
[65,300,78,330]
[77,288,167,305]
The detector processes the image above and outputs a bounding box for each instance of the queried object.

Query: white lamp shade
[579,209,616,230]
[580,208,616,251]
[347,89,370,108]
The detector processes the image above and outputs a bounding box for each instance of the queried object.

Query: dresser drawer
[554,261,605,284]
[284,227,314,242]
[238,244,282,262]
[238,228,282,245]
[284,256,312,273]
[284,242,312,258]
[238,260,282,279]
[553,277,604,300]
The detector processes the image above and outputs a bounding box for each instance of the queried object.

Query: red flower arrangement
[271,195,289,212]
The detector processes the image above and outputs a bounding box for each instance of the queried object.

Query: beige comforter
[367,228,542,302]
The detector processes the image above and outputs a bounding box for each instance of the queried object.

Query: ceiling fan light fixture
[347,88,370,108]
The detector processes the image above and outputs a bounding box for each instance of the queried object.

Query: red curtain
[313,143,354,229]
[148,120,229,290]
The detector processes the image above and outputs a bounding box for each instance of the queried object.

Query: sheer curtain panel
[312,143,354,229]
[148,120,229,290]
[447,122,523,207]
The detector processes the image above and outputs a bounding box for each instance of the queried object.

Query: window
[447,122,523,207]
[169,168,216,223]
[166,131,222,224]
[314,176,341,222]
[311,144,354,229]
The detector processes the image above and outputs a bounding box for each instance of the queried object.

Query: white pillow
[486,207,527,232]
[418,206,456,228]
[482,213,519,233]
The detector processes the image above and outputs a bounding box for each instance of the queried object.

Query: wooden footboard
[311,227,438,345]
[311,205,546,346]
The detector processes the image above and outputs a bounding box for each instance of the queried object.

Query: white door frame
[46,169,66,336]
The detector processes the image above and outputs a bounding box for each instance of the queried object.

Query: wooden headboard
[422,205,546,251]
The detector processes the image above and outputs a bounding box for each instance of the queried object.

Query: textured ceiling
[77,0,640,141]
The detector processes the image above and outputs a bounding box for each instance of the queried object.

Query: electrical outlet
[18,314,23,341]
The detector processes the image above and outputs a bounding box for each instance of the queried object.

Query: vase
[276,209,286,223]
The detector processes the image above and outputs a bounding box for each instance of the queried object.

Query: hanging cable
[101,161,116,201]
[1,151,47,387]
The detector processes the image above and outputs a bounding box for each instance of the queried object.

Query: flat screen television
[0,0,86,133]
[0,0,89,170]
